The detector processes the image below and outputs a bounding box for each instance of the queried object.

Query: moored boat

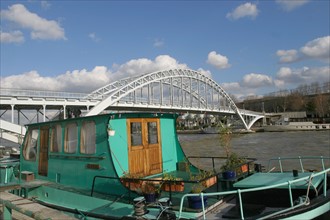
[263,121,330,132]
[0,112,329,219]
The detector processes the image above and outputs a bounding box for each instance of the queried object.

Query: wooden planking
[0,192,76,220]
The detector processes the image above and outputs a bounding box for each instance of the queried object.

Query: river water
[178,130,330,172]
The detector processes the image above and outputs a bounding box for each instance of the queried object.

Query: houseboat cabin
[21,113,187,188]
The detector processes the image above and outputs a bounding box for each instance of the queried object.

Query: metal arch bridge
[0,68,263,144]
[85,69,263,130]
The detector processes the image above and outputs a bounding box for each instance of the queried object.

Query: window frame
[23,128,39,161]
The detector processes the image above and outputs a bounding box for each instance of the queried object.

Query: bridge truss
[0,69,263,144]
[86,69,263,130]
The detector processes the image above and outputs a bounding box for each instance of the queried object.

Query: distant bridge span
[86,69,263,130]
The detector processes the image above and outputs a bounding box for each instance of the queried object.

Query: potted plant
[120,172,142,191]
[190,170,217,188]
[161,173,184,192]
[218,122,246,179]
[221,152,246,179]
[140,181,161,203]
[188,183,208,209]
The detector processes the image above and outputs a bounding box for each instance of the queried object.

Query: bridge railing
[0,88,89,99]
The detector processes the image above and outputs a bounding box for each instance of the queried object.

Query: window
[148,122,158,144]
[64,123,77,153]
[23,129,38,161]
[131,122,142,146]
[50,124,62,152]
[80,121,96,154]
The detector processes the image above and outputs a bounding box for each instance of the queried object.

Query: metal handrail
[267,156,330,172]
[178,167,330,220]
[187,155,256,172]
[0,88,89,99]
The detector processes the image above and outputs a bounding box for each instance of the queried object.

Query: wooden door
[38,127,49,176]
[127,118,162,176]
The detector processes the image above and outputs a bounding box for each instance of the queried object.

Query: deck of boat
[0,191,76,220]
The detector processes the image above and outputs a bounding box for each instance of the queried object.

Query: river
[178,130,330,171]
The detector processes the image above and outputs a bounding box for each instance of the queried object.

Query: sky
[1,0,329,100]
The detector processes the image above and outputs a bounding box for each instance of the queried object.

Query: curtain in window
[80,121,96,154]
[64,123,77,153]
[51,125,62,152]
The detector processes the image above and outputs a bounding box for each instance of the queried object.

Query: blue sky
[1,0,329,99]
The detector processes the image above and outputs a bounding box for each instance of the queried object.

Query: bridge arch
[86,69,250,129]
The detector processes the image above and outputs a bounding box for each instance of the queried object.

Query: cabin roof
[25,112,179,127]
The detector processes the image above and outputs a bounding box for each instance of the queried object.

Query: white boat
[263,121,330,132]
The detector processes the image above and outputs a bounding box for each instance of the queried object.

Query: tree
[314,94,328,118]
[288,93,305,111]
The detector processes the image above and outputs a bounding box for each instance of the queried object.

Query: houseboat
[263,111,330,132]
[263,121,330,132]
[1,112,329,219]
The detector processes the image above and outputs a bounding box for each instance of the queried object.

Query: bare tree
[288,93,305,111]
[314,94,328,118]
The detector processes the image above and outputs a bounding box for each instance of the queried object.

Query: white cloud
[88,33,101,42]
[0,55,189,93]
[221,82,241,91]
[57,66,111,92]
[275,66,330,86]
[300,36,330,62]
[276,0,309,11]
[273,79,286,88]
[219,73,275,99]
[1,4,66,40]
[226,2,259,20]
[0,30,24,43]
[276,67,292,79]
[0,71,63,91]
[220,82,262,101]
[276,49,298,63]
[242,73,273,88]
[113,55,188,79]
[207,51,231,69]
[276,36,330,64]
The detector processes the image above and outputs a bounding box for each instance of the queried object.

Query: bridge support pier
[11,105,14,123]
[43,105,46,122]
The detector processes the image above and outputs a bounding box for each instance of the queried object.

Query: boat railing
[187,155,257,173]
[91,171,225,202]
[267,156,330,173]
[178,167,330,220]
[90,156,255,203]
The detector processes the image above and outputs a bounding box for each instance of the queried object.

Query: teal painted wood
[0,158,19,185]
[234,172,324,189]
[19,113,186,195]
[283,201,330,220]
[160,117,179,172]
[20,114,116,191]
[109,117,129,176]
